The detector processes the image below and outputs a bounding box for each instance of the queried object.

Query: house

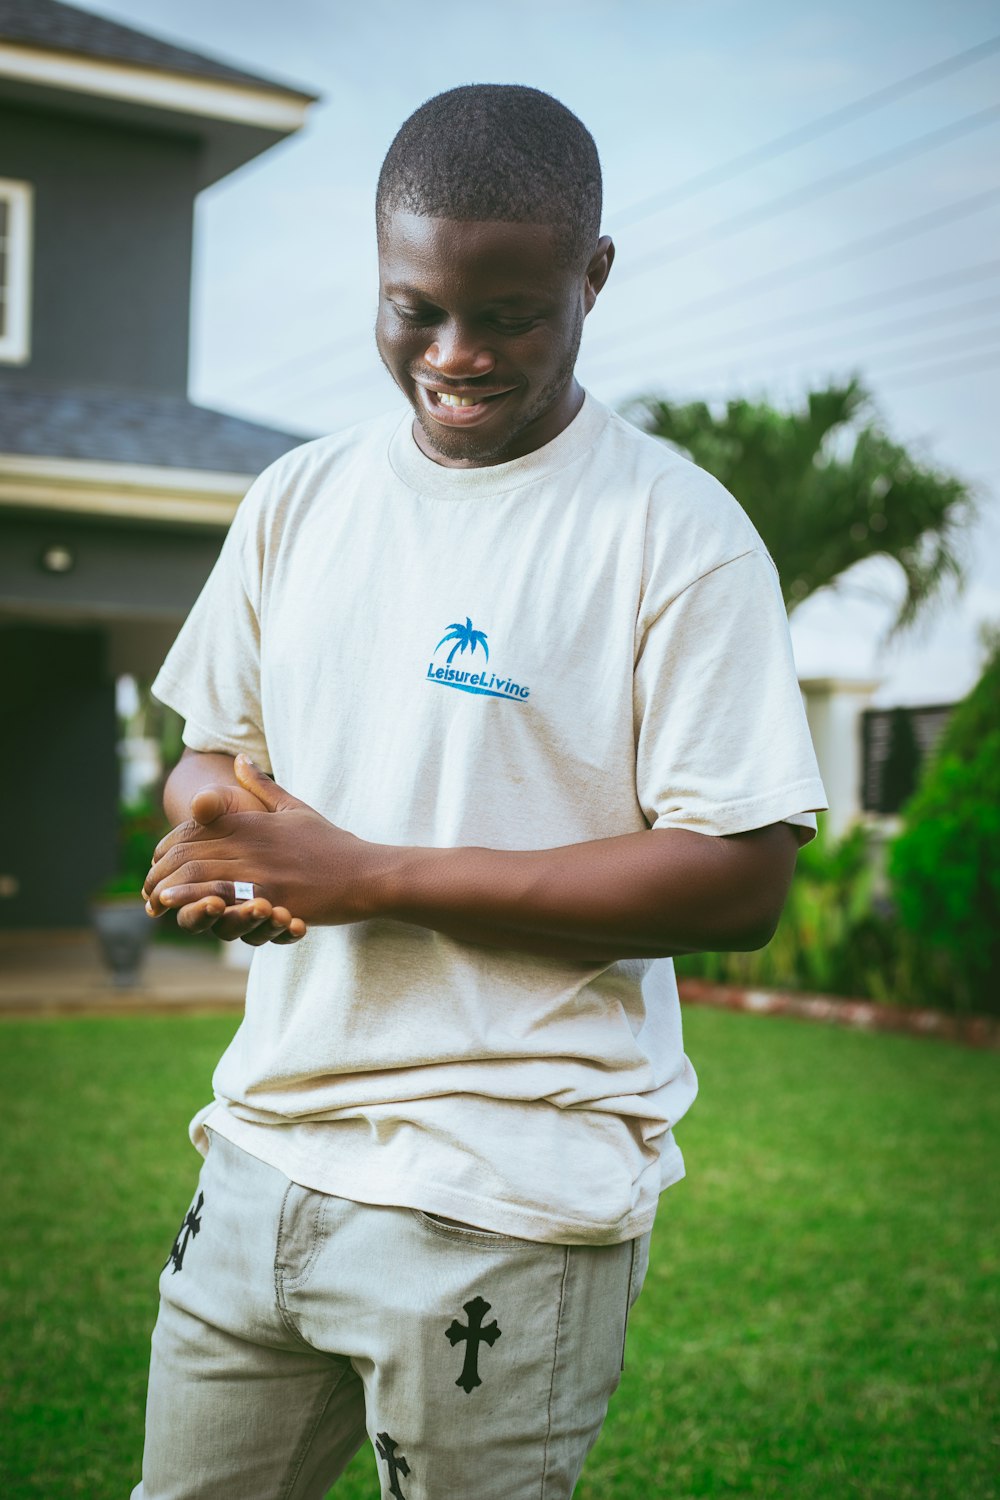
[801,677,954,840]
[0,0,318,928]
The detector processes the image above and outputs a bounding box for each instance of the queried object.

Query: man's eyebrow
[384,284,546,310]
[384,284,438,301]
[480,294,547,309]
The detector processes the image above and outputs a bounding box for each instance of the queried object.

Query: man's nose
[423,323,495,378]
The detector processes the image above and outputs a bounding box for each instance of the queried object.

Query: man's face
[376,212,612,468]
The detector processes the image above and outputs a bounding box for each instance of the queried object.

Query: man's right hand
[147,758,308,946]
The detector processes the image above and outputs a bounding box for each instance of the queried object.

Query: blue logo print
[436,617,489,666]
[426,617,530,702]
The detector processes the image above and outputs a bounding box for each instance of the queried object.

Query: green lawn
[1,1008,997,1499]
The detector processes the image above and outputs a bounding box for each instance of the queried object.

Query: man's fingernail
[161,888,176,903]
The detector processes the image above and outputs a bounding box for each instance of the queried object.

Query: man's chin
[412,406,519,467]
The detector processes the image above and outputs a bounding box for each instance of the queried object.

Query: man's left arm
[370,820,800,962]
[143,755,801,963]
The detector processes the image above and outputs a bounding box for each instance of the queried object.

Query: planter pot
[90,899,154,987]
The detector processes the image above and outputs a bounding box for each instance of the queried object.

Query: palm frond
[630,380,976,635]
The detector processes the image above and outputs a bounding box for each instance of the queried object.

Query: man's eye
[393,305,437,325]
[490,317,538,334]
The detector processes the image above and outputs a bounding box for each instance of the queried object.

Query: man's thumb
[189,785,234,826]
[234,753,303,812]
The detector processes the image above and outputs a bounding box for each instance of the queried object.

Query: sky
[84,0,1000,706]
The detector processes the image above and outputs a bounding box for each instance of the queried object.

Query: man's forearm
[147,756,800,964]
[368,824,799,963]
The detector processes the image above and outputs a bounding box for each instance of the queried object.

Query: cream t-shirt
[152,393,826,1244]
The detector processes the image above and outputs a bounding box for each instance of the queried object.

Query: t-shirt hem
[197,1103,679,1246]
[149,680,272,770]
[650,776,827,836]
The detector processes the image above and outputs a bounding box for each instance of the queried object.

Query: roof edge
[0,39,315,133]
[0,450,250,526]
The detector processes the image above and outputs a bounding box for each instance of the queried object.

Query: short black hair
[376,84,602,268]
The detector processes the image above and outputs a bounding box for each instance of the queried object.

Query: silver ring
[233,881,255,902]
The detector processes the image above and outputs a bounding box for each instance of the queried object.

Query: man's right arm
[153,749,307,945]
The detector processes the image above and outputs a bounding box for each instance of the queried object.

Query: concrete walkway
[0,929,247,1015]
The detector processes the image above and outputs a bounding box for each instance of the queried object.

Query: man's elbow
[708,859,795,953]
[725,906,783,953]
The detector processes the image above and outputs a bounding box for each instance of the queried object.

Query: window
[861,704,953,814]
[0,179,33,363]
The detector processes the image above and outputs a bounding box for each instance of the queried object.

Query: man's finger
[210,901,275,942]
[146,872,234,915]
[240,906,307,947]
[161,887,268,920]
[234,754,309,815]
[173,895,227,934]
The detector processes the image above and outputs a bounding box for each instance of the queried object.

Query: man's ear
[584,235,615,313]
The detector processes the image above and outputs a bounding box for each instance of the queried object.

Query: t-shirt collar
[387,389,610,499]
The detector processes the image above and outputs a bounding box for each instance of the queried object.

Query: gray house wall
[0,515,226,928]
[0,34,310,934]
[1,101,197,392]
[0,512,224,620]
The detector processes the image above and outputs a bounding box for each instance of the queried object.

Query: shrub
[676,821,959,1012]
[889,728,1000,1012]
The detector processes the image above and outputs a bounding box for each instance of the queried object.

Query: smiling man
[133,86,826,1500]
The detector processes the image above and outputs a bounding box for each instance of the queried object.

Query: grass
[1,1008,997,1498]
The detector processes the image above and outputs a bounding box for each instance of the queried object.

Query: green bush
[96,797,170,899]
[889,729,1000,1012]
[679,641,1000,1017]
[676,823,880,997]
[676,822,958,1012]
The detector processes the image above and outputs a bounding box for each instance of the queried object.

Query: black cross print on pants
[376,1432,410,1499]
[164,1191,203,1274]
[445,1295,502,1393]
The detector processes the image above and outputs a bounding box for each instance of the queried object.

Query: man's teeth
[436,393,481,407]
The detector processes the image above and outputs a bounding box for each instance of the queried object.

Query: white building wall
[800,677,881,841]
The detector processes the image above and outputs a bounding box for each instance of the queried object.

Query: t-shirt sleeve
[150,482,273,774]
[634,547,826,838]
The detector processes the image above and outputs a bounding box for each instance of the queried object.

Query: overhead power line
[587,186,1000,365]
[878,346,1000,390]
[593,258,1000,369]
[606,346,1000,408]
[610,318,1000,396]
[613,104,1000,287]
[611,32,1000,230]
[599,285,1000,381]
[225,312,371,397]
[873,329,1000,377]
[614,325,1000,402]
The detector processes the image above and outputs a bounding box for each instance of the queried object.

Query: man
[134,85,825,1499]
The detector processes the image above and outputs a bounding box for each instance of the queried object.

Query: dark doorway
[0,623,117,928]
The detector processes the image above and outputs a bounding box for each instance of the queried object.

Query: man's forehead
[377,213,574,294]
[380,211,564,256]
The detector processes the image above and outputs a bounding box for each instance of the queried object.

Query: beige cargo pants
[131,1130,650,1500]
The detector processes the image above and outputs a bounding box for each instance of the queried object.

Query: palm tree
[436,617,490,665]
[630,378,976,630]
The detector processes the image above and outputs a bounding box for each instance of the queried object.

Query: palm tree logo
[435,617,490,665]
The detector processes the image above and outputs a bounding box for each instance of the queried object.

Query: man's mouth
[415,383,516,425]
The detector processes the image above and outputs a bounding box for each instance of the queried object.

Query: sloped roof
[0,378,311,473]
[0,0,315,100]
